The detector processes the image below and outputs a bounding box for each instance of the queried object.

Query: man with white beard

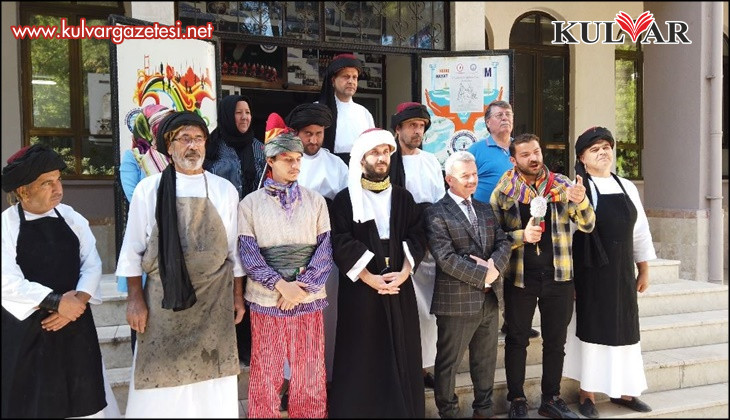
[116,111,245,418]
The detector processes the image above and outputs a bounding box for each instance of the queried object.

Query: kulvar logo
[552,11,691,45]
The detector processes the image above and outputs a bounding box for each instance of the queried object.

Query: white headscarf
[347,128,397,223]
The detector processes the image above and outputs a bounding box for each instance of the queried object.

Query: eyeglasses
[489,111,514,120]
[174,135,206,146]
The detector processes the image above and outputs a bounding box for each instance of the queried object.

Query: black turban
[156,111,210,157]
[390,102,432,131]
[319,53,362,154]
[575,126,614,158]
[2,144,66,192]
[285,103,334,130]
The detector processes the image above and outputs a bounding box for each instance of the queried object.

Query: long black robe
[329,186,427,418]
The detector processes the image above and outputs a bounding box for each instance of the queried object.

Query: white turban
[347,128,397,223]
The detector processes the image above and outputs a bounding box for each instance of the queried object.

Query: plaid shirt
[489,173,595,288]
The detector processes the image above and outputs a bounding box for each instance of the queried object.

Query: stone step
[638,279,728,317]
[455,308,729,375]
[110,343,727,417]
[494,382,728,419]
[97,324,132,369]
[424,343,728,417]
[643,258,681,284]
[91,274,126,327]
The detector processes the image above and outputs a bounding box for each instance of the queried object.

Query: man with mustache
[238,127,333,418]
[388,101,446,389]
[329,128,427,417]
[1,144,119,418]
[468,101,539,340]
[424,151,512,418]
[116,111,245,417]
[318,53,375,164]
[490,133,595,419]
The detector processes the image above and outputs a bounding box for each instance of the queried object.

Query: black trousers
[434,292,499,418]
[504,269,574,401]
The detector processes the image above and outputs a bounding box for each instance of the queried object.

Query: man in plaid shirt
[490,134,595,419]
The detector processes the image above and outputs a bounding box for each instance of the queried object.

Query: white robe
[401,150,446,368]
[299,148,348,200]
[563,174,656,397]
[115,171,242,418]
[2,203,120,418]
[333,97,375,154]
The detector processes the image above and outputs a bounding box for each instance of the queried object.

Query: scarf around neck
[263,177,301,218]
[496,165,570,204]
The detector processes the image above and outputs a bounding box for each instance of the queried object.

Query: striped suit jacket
[425,193,512,316]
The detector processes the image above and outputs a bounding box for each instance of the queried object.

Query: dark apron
[1,204,106,418]
[573,175,639,346]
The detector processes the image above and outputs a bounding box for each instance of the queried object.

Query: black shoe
[578,399,599,418]
[610,397,652,412]
[508,397,528,418]
[501,323,540,338]
[538,395,579,419]
[423,372,435,389]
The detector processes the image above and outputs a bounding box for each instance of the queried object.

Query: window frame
[509,11,570,175]
[18,1,124,179]
[614,43,644,180]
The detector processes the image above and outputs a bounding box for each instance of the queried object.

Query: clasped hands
[469,255,500,286]
[41,290,89,332]
[360,259,412,295]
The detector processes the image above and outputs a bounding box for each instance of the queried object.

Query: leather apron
[1,205,106,418]
[573,174,639,346]
[134,176,239,389]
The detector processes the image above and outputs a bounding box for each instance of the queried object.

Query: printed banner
[421,53,511,166]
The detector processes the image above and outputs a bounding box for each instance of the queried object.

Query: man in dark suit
[425,150,512,418]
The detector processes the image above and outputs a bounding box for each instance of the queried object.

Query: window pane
[616,147,640,179]
[30,135,75,175]
[541,55,566,146]
[539,15,555,45]
[82,18,111,134]
[30,15,70,128]
[510,14,536,44]
[284,1,320,40]
[615,58,638,145]
[513,53,534,135]
[82,136,114,175]
[543,144,568,175]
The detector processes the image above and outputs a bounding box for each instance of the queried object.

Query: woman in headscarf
[563,127,656,418]
[204,94,265,199]
[119,104,174,203]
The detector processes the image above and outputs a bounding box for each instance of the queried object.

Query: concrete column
[450,2,486,51]
[642,3,710,281]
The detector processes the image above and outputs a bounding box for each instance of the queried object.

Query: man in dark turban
[2,144,120,417]
[387,101,445,391]
[318,53,375,164]
[115,110,245,417]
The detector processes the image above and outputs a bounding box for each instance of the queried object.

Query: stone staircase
[93,258,728,418]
